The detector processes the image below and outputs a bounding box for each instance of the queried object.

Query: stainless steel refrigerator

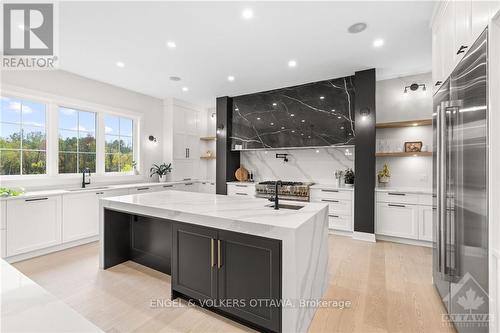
[433,29,489,332]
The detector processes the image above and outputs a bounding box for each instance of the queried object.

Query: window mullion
[96,112,105,175]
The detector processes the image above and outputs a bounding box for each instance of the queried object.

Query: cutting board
[235,165,249,182]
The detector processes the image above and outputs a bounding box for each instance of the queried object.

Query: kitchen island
[99,191,329,333]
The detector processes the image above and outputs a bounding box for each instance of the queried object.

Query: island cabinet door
[217,230,282,333]
[172,223,218,302]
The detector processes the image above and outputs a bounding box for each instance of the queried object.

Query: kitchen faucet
[82,168,91,188]
[268,180,282,210]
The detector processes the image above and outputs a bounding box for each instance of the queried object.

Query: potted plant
[150,163,172,182]
[344,168,355,187]
[377,163,391,184]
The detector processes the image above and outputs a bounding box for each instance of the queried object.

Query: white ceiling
[59,1,435,107]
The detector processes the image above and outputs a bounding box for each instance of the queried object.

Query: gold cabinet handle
[211,239,215,267]
[217,240,222,269]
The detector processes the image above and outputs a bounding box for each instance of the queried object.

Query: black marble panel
[231,76,355,150]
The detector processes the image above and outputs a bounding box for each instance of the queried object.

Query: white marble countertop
[101,190,328,233]
[375,187,432,194]
[0,259,102,332]
[0,179,207,201]
[310,183,354,191]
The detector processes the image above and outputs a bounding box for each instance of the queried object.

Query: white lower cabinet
[6,196,62,256]
[227,183,255,197]
[63,191,101,242]
[177,181,199,192]
[129,186,162,194]
[310,188,353,232]
[376,202,419,239]
[418,205,434,242]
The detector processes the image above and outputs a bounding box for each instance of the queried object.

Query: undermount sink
[66,186,109,192]
[266,203,304,210]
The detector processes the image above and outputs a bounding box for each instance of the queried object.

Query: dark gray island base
[103,208,282,333]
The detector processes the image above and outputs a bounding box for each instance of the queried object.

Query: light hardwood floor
[13,235,455,333]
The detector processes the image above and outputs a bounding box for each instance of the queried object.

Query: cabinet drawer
[328,214,352,232]
[376,192,419,205]
[418,194,433,206]
[227,184,255,196]
[376,202,419,239]
[317,199,352,215]
[310,189,352,201]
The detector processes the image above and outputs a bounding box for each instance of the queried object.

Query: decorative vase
[159,175,167,183]
[378,175,390,184]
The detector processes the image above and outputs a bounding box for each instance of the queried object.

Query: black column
[354,69,376,234]
[216,97,240,195]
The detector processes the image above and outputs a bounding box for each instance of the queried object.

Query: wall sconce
[148,135,157,143]
[216,124,224,135]
[404,83,426,93]
[211,112,216,118]
[360,107,371,121]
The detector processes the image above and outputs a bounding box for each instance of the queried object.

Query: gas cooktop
[255,181,314,202]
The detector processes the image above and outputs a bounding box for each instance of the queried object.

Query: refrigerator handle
[438,103,448,276]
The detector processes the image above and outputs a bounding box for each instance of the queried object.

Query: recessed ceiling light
[288,60,297,68]
[182,87,189,92]
[227,75,235,82]
[320,96,325,100]
[242,8,254,20]
[373,38,384,48]
[169,76,181,81]
[348,22,367,34]
[166,41,176,48]
[115,61,125,68]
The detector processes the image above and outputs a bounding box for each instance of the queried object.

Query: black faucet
[82,168,91,188]
[268,180,282,210]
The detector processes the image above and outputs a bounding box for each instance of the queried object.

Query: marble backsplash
[240,147,354,184]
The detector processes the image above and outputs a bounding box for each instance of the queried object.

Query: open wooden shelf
[376,151,432,157]
[200,156,216,160]
[200,136,216,141]
[376,119,432,129]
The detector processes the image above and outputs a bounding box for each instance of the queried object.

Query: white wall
[240,147,354,184]
[376,72,433,122]
[0,70,164,189]
[375,72,433,189]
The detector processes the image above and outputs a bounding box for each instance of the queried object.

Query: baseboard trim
[376,234,432,248]
[328,229,353,237]
[4,236,99,263]
[352,231,376,242]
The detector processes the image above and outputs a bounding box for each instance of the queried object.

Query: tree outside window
[0,97,47,175]
[58,107,96,173]
[104,115,133,172]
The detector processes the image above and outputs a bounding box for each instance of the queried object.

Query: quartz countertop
[101,190,328,232]
[0,259,102,332]
[0,179,206,201]
[310,184,354,191]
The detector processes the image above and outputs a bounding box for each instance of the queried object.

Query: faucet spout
[274,180,282,210]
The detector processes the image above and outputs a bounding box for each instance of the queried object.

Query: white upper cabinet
[454,0,472,65]
[432,0,498,92]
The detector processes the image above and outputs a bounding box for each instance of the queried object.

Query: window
[104,115,133,172]
[58,107,96,173]
[0,97,47,175]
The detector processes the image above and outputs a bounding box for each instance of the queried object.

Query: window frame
[103,114,135,174]
[0,94,50,177]
[0,87,141,180]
